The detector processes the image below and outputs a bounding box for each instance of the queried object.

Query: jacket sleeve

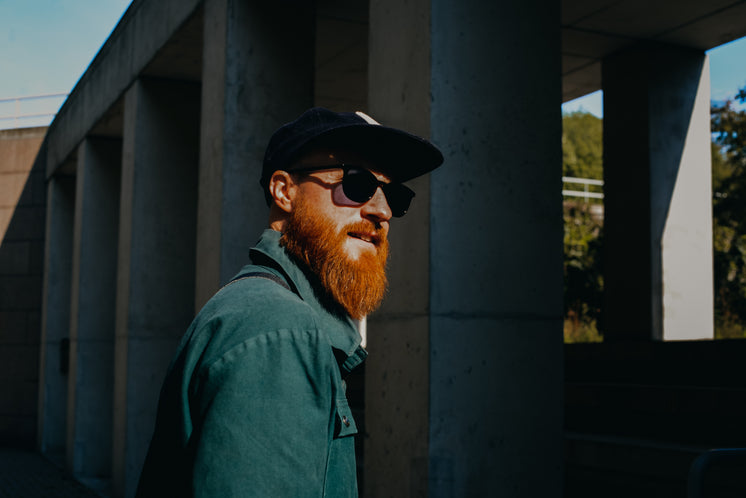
[187,327,337,497]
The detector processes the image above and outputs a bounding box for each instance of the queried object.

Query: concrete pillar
[603,45,714,341]
[314,2,368,111]
[66,138,121,478]
[368,1,564,496]
[196,0,314,308]
[367,0,433,495]
[113,78,200,498]
[38,173,75,459]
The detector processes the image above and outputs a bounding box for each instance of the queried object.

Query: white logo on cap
[355,111,381,125]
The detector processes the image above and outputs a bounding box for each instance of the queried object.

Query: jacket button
[342,415,350,427]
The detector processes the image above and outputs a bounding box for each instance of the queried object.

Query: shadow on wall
[0,127,48,448]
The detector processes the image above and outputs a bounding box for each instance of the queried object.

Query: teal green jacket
[137,229,367,497]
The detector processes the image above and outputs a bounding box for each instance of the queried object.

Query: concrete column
[38,173,75,459]
[368,1,564,497]
[603,45,714,341]
[113,78,200,498]
[196,0,314,308]
[66,138,121,478]
[367,0,433,495]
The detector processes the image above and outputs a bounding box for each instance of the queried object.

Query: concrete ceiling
[119,0,746,105]
[562,0,746,102]
[79,0,746,138]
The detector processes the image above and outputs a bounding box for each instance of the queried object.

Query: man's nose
[361,186,392,223]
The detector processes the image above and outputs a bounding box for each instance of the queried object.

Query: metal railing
[563,176,604,200]
[687,448,746,498]
[0,93,68,130]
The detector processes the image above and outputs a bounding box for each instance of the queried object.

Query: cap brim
[296,123,443,183]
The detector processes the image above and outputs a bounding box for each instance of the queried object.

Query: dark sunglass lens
[382,183,415,217]
[342,168,415,217]
[342,168,379,203]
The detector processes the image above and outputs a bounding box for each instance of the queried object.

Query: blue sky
[0,0,744,126]
[0,0,131,127]
[0,0,131,97]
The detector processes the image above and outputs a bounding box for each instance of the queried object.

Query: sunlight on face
[289,149,393,262]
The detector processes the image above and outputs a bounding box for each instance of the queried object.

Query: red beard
[280,198,389,319]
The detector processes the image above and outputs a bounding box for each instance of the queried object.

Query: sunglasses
[290,165,415,217]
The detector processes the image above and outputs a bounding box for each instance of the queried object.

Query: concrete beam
[45,0,202,179]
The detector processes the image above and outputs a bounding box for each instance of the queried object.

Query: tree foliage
[562,90,746,342]
[563,201,603,342]
[711,88,746,338]
[562,111,603,180]
[562,111,604,342]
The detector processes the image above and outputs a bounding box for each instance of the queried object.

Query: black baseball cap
[260,107,443,198]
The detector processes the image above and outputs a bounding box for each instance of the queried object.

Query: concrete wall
[0,127,47,447]
[0,128,45,241]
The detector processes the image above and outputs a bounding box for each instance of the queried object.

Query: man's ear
[268,170,297,213]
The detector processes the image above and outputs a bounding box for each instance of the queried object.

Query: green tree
[561,93,746,341]
[562,111,603,180]
[563,201,603,342]
[711,88,746,338]
[562,111,604,342]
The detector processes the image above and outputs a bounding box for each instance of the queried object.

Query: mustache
[343,221,387,246]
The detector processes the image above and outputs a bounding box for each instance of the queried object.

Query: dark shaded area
[0,448,99,497]
[565,340,746,497]
[346,362,366,495]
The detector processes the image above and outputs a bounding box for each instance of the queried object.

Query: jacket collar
[249,229,367,362]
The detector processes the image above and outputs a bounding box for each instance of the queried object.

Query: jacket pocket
[333,397,358,438]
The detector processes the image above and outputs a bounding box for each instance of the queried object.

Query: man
[136,107,443,497]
